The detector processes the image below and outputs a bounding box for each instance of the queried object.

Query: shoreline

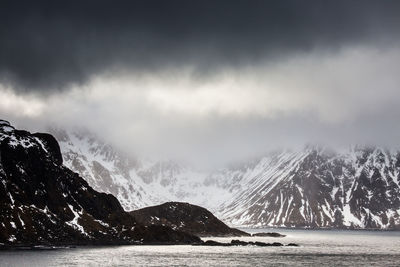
[236,227,400,232]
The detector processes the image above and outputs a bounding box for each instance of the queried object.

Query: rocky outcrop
[130,202,249,237]
[197,239,297,247]
[0,120,201,248]
[252,232,286,237]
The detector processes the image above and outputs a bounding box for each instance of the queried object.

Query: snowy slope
[51,129,233,211]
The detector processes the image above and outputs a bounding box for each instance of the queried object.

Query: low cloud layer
[2,45,400,166]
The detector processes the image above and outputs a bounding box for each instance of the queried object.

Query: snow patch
[66,205,89,236]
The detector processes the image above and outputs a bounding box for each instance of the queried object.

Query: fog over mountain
[1,0,400,167]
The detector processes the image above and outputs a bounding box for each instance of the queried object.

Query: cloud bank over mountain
[1,0,400,166]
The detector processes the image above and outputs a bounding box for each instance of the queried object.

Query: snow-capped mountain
[217,147,400,229]
[51,129,400,230]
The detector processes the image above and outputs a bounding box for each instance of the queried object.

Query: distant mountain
[0,120,201,248]
[131,202,249,237]
[217,147,400,229]
[51,128,400,230]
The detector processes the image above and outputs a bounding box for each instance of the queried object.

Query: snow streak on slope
[215,150,310,226]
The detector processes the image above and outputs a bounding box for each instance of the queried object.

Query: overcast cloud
[1,1,400,166]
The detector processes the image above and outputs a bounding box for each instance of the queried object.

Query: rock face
[0,120,201,247]
[130,202,249,237]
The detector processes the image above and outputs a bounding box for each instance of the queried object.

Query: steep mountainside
[51,128,400,230]
[131,202,249,237]
[0,120,201,247]
[217,148,400,229]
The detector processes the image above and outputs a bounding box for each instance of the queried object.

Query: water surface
[1,229,399,266]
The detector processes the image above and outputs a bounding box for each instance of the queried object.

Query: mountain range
[51,128,400,230]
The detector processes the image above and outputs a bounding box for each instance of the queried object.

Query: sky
[1,0,400,167]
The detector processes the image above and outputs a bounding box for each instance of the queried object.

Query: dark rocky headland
[0,120,200,248]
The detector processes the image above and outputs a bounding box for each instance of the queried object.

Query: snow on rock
[66,204,88,236]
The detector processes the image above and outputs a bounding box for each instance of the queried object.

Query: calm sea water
[1,229,399,266]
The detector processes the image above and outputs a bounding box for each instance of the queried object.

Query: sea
[1,229,399,266]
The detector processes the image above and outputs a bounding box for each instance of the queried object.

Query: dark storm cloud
[0,0,400,92]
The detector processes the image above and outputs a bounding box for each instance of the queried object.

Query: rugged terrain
[130,202,248,237]
[0,120,201,248]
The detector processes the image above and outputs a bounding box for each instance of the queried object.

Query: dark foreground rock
[0,120,201,248]
[252,232,286,237]
[130,202,249,237]
[197,239,298,247]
